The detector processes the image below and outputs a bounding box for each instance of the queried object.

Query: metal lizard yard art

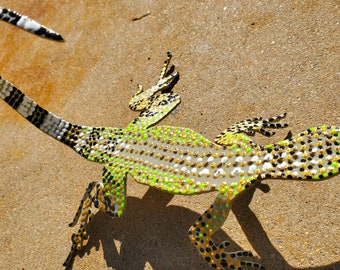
[0,52,339,269]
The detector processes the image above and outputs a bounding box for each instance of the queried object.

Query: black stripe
[8,10,21,25]
[0,9,21,24]
[34,27,63,41]
[26,105,49,129]
[4,86,25,109]
[59,124,76,148]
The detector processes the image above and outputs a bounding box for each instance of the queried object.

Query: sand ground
[0,1,339,269]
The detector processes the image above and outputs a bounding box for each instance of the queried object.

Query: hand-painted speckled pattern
[0,53,339,269]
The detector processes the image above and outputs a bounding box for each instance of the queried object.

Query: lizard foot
[192,239,265,270]
[63,181,101,267]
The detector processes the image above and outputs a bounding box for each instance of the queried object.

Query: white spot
[199,168,210,175]
[186,156,192,161]
[235,156,243,163]
[248,165,257,173]
[207,156,214,162]
[277,162,287,169]
[214,168,225,176]
[264,153,273,161]
[311,159,319,165]
[262,162,273,170]
[231,167,243,175]
[221,156,228,163]
[292,171,299,177]
[17,16,41,31]
[296,151,303,157]
[191,168,197,173]
[251,156,259,162]
[181,167,187,172]
[292,161,302,168]
[312,147,318,153]
[326,155,333,161]
[197,157,203,162]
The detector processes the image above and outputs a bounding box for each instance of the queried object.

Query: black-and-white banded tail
[0,6,63,41]
[0,76,71,141]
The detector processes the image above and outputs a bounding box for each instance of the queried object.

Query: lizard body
[0,53,339,269]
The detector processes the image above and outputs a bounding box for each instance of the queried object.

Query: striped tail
[0,76,123,163]
[0,6,63,41]
[268,126,339,181]
[0,76,72,141]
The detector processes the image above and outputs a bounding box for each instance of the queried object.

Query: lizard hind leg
[63,170,126,267]
[215,113,288,146]
[63,181,101,267]
[188,193,264,270]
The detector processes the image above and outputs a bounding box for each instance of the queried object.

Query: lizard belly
[114,126,262,195]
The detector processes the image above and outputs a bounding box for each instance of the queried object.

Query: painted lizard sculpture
[0,6,63,41]
[0,53,339,269]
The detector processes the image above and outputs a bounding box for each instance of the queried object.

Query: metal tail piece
[0,6,64,41]
[0,76,71,142]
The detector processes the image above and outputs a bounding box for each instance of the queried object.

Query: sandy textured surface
[0,1,339,270]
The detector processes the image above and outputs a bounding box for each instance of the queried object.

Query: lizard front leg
[189,193,264,270]
[63,163,127,267]
[128,52,181,128]
[129,51,179,112]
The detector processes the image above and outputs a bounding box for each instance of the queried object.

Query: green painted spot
[266,144,273,149]
[312,174,320,180]
[246,147,252,153]
[199,183,206,189]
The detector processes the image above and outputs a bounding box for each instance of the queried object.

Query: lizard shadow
[80,188,212,269]
[233,182,340,270]
[76,183,339,270]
